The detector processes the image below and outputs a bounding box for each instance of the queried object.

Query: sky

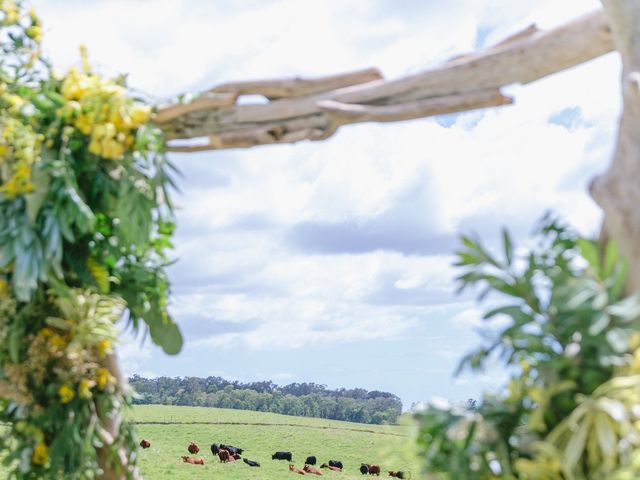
[33,0,620,409]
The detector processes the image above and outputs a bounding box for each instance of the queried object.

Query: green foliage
[129,376,403,425]
[416,216,640,479]
[0,2,182,478]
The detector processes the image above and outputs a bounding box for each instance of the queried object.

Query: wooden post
[590,0,640,292]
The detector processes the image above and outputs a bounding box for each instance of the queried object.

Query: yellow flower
[78,378,95,399]
[96,368,113,390]
[25,25,42,43]
[0,277,8,298]
[130,105,150,126]
[79,44,91,73]
[58,384,75,404]
[96,339,111,358]
[49,333,67,349]
[1,0,19,25]
[32,442,48,466]
[39,327,53,338]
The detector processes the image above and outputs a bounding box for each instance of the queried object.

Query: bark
[96,353,141,480]
[590,0,640,292]
[157,9,613,151]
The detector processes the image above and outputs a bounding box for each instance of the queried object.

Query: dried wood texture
[157,9,613,151]
[591,0,640,293]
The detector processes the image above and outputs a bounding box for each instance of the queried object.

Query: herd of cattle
[139,438,409,477]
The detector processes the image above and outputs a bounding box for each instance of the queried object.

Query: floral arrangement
[0,1,181,477]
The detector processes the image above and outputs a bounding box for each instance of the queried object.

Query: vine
[0,1,182,478]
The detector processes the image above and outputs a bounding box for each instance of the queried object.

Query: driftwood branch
[590,0,640,293]
[208,67,383,99]
[317,89,513,124]
[157,9,613,151]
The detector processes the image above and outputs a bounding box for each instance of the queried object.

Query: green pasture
[1,405,421,479]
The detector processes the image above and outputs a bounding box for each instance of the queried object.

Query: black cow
[210,444,220,455]
[360,464,369,475]
[305,456,317,466]
[221,443,243,455]
[272,451,293,461]
[329,459,344,469]
[243,458,261,467]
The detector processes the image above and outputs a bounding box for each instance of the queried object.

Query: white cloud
[30,0,620,403]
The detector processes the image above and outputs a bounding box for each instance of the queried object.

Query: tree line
[128,375,402,424]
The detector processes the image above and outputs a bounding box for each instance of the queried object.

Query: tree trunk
[590,0,640,292]
[96,353,142,480]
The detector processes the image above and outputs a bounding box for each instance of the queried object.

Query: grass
[1,405,421,479]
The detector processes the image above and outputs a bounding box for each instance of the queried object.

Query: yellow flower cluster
[96,367,114,390]
[0,0,19,25]
[58,384,75,404]
[79,378,95,399]
[31,442,48,465]
[57,48,150,161]
[0,277,8,298]
[96,339,111,358]
[0,116,42,199]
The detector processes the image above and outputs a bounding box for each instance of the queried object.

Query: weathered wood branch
[590,0,640,293]
[207,67,383,99]
[157,9,613,152]
[317,89,513,124]
[154,93,238,124]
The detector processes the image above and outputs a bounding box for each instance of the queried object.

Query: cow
[320,463,342,472]
[139,439,151,449]
[273,451,293,461]
[243,458,261,467]
[329,460,344,469]
[305,456,317,466]
[368,465,381,476]
[303,464,323,475]
[289,464,306,475]
[210,443,220,455]
[218,449,230,463]
[181,456,204,465]
[221,443,244,455]
[388,472,406,479]
[187,442,199,454]
[233,453,242,460]
[361,464,380,476]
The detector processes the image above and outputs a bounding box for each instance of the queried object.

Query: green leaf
[578,238,600,279]
[502,228,513,265]
[588,312,611,336]
[602,241,618,280]
[606,328,629,353]
[24,167,50,224]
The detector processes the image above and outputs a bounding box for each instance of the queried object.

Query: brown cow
[388,471,407,479]
[320,463,342,472]
[368,464,381,476]
[181,455,204,465]
[218,449,230,463]
[233,453,241,460]
[188,442,199,454]
[139,439,151,449]
[289,464,306,475]
[303,464,323,475]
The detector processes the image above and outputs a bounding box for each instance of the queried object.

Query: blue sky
[34,0,620,409]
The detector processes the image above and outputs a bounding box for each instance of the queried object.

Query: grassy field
[1,405,421,479]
